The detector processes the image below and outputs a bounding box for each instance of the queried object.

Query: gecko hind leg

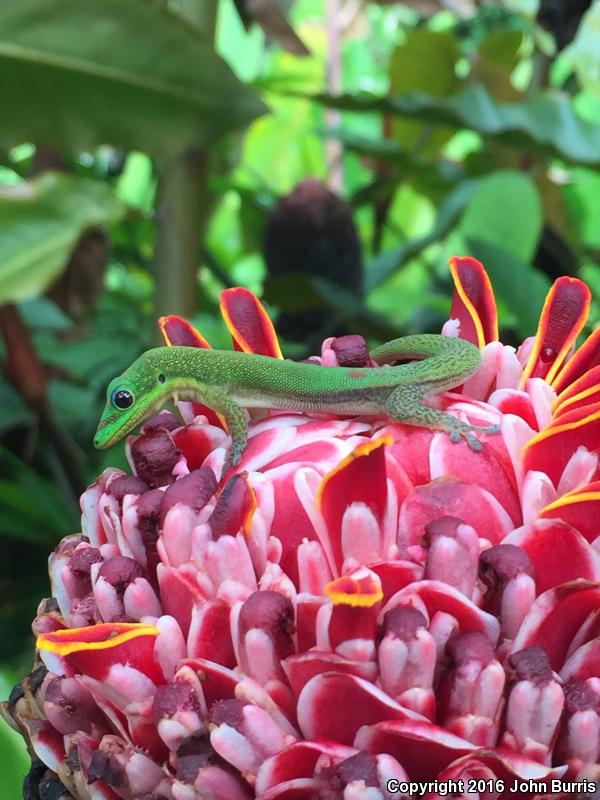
[385,384,500,452]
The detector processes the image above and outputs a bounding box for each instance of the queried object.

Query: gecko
[93,334,499,472]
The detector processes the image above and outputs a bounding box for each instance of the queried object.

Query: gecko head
[93,350,172,449]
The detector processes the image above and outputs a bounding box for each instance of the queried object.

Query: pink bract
[4,260,600,800]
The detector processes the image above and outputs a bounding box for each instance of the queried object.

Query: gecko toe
[465,433,483,451]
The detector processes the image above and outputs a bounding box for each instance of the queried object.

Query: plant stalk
[325,0,343,193]
[153,0,218,321]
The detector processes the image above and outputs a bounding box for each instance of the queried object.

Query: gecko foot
[443,419,500,452]
[464,432,483,452]
[461,423,500,451]
[384,387,500,453]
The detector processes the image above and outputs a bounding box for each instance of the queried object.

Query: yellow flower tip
[324,575,383,607]
[316,434,393,509]
[36,622,160,657]
[242,481,258,539]
[541,490,600,516]
[521,408,600,458]
[449,257,491,349]
[219,287,284,359]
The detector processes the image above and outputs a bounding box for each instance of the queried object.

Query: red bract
[5,259,600,800]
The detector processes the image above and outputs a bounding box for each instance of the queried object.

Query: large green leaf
[501,0,539,14]
[365,181,478,291]
[0,672,29,800]
[324,128,462,190]
[0,173,124,304]
[564,167,600,248]
[474,29,522,101]
[564,1,600,102]
[263,273,399,341]
[0,0,266,154]
[313,85,600,166]
[458,170,542,262]
[389,29,460,156]
[0,380,34,434]
[0,446,78,542]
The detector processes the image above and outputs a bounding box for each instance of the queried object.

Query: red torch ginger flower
[4,260,600,800]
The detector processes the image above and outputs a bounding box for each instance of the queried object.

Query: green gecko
[94,334,499,472]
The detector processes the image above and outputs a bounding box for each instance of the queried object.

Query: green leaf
[564,1,600,102]
[0,173,125,304]
[474,29,523,100]
[115,153,155,212]
[458,170,542,262]
[0,493,58,543]
[0,672,29,800]
[323,128,462,189]
[0,0,266,155]
[263,273,399,341]
[389,29,460,156]
[311,84,600,166]
[237,187,271,253]
[18,297,72,331]
[563,167,600,248]
[47,379,100,431]
[0,717,28,800]
[501,0,539,15]
[263,273,328,314]
[238,95,326,193]
[35,331,140,385]
[0,381,34,434]
[365,181,478,291]
[0,446,77,541]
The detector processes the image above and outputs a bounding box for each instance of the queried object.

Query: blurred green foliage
[0,670,29,797]
[2,0,600,794]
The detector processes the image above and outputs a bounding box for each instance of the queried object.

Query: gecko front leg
[214,397,249,476]
[179,385,249,478]
[385,383,500,450]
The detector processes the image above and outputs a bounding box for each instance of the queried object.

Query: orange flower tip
[220,287,283,359]
[316,435,392,510]
[158,314,177,346]
[242,482,258,539]
[158,314,212,349]
[216,412,229,431]
[324,575,383,607]
[521,277,591,387]
[36,622,160,656]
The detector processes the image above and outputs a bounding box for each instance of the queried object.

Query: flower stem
[153,0,218,322]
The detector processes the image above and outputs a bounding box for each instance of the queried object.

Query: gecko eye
[158,373,166,384]
[111,387,135,410]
